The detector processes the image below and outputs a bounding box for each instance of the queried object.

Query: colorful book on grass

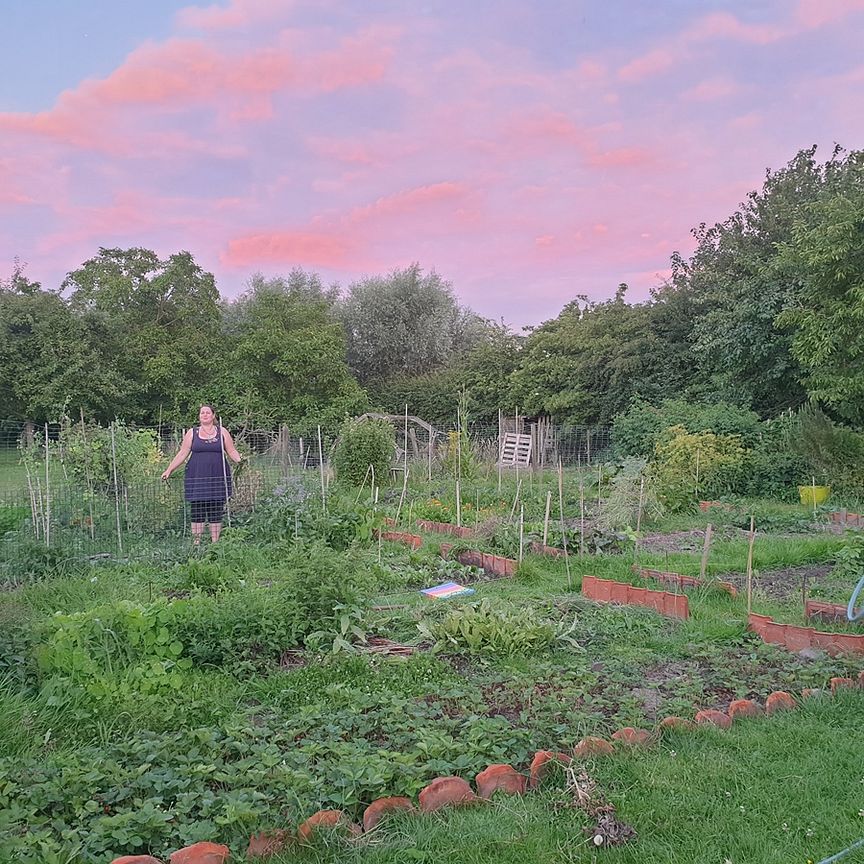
[421,581,475,599]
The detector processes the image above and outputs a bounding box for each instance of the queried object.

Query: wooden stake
[699,523,713,582]
[110,423,123,554]
[542,490,552,547]
[597,463,603,518]
[370,463,376,505]
[354,464,373,504]
[811,475,817,518]
[519,503,525,563]
[79,409,95,540]
[695,448,701,502]
[497,409,502,493]
[558,459,571,589]
[44,423,50,548]
[456,479,462,527]
[634,476,645,562]
[218,416,232,528]
[317,425,326,513]
[579,469,586,558]
[395,467,410,524]
[509,478,522,522]
[746,516,756,616]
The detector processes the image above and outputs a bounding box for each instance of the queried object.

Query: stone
[572,736,614,758]
[111,857,164,864]
[246,830,292,859]
[527,750,571,789]
[765,691,796,715]
[610,727,652,747]
[830,676,856,694]
[695,709,732,729]
[475,764,525,798]
[297,810,352,843]
[727,699,763,720]
[362,797,414,832]
[657,716,695,732]
[169,843,230,864]
[418,777,476,812]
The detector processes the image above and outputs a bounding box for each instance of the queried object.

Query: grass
[263,694,864,864]
[1,480,864,863]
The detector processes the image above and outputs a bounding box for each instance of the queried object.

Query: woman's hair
[199,404,215,415]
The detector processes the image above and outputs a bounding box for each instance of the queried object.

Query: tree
[0,263,123,423]
[64,248,223,421]
[776,150,864,424]
[215,271,366,430]
[659,146,839,416]
[339,264,481,384]
[510,285,655,425]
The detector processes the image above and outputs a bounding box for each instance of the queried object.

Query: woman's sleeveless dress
[184,427,233,502]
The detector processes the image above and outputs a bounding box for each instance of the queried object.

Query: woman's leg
[209,521,222,542]
[191,522,204,546]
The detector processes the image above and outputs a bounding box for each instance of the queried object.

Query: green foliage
[340,264,481,385]
[829,533,864,591]
[600,457,664,530]
[612,397,762,458]
[511,287,655,424]
[332,417,395,487]
[787,405,864,494]
[650,425,746,512]
[419,599,556,656]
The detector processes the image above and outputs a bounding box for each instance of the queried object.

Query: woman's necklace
[199,425,217,441]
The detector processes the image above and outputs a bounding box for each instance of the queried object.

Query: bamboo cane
[699,523,713,582]
[558,459,571,588]
[317,426,326,513]
[542,490,552,547]
[746,516,756,616]
[519,503,525,564]
[44,423,50,547]
[110,423,123,554]
[218,416,232,528]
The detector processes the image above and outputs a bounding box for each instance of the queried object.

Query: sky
[1,0,863,327]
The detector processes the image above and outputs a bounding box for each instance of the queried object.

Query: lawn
[0,472,862,863]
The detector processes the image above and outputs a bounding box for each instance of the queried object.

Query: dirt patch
[720,562,833,603]
[639,530,708,554]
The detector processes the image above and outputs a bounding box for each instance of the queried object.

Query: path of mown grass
[269,693,864,864]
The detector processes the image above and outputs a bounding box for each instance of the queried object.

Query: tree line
[2,144,862,434]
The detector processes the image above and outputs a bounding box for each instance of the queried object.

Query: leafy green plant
[418,599,555,656]
[332,417,394,487]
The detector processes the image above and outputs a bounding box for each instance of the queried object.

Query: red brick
[609,581,630,603]
[644,590,665,613]
[504,558,516,576]
[812,630,841,656]
[657,716,695,732]
[765,691,796,715]
[629,587,647,606]
[362,797,414,832]
[748,613,772,637]
[762,621,788,645]
[247,830,292,859]
[169,843,229,864]
[573,736,614,758]
[831,676,856,694]
[528,750,571,789]
[581,575,597,596]
[727,699,763,720]
[695,709,732,729]
[297,810,353,844]
[594,578,613,602]
[784,625,814,652]
[418,777,476,812]
[111,857,164,864]
[834,633,864,654]
[475,764,526,798]
[611,727,652,747]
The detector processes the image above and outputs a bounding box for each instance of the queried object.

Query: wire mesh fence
[0,416,612,571]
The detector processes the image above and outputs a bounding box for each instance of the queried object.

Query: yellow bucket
[798,485,830,506]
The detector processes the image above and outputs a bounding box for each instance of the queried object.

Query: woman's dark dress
[184,427,233,504]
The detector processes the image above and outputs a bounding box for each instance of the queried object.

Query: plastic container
[799,485,830,506]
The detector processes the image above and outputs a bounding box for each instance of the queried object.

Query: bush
[612,398,762,458]
[649,425,746,512]
[332,417,395,486]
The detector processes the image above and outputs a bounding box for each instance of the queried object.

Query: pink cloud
[618,48,677,83]
[349,182,467,224]
[176,0,291,31]
[224,230,355,268]
[683,12,785,45]
[795,0,864,29]
[681,76,740,102]
[587,147,654,168]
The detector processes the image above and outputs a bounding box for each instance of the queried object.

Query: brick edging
[112,675,864,862]
[748,612,864,655]
[634,566,737,597]
[582,575,689,618]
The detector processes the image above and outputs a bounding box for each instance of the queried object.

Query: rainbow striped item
[420,581,475,599]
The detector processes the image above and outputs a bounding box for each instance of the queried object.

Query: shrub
[612,398,762,458]
[332,417,395,486]
[649,425,746,512]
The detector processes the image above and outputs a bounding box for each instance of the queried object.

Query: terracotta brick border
[416,519,475,539]
[828,511,864,527]
[748,612,864,655]
[582,575,689,619]
[530,542,566,558]
[375,530,424,550]
[805,599,856,623]
[110,682,863,862]
[438,544,517,577]
[634,566,737,597]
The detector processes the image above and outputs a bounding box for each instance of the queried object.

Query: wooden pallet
[499,432,532,466]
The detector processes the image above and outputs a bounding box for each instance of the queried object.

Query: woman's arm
[161,429,193,479]
[222,429,243,464]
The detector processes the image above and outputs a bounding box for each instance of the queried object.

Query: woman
[162,405,243,545]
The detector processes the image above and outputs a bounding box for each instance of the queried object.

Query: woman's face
[199,405,215,425]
